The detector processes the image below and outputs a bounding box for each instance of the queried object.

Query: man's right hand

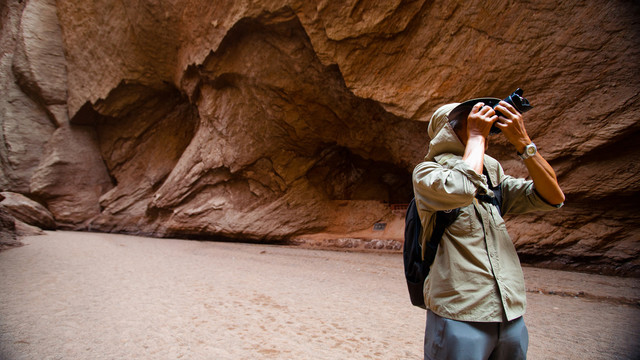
[466,102,498,140]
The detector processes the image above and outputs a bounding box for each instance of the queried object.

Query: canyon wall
[1,0,638,275]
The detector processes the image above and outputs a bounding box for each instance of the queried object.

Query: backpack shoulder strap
[476,168,504,216]
[423,208,459,260]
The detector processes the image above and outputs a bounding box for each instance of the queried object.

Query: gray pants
[424,310,528,360]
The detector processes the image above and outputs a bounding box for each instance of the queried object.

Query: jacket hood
[424,103,464,161]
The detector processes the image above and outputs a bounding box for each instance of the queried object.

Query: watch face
[526,145,536,156]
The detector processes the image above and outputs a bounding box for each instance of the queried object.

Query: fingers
[494,111,516,129]
[493,119,508,129]
[480,104,497,122]
[499,100,517,112]
[495,101,518,119]
[471,102,496,117]
[472,102,485,113]
[494,102,526,136]
[467,102,498,138]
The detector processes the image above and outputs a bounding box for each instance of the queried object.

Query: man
[413,97,565,360]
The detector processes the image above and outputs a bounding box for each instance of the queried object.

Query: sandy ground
[0,231,638,360]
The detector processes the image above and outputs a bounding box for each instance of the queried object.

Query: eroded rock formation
[0,0,638,275]
[0,191,55,229]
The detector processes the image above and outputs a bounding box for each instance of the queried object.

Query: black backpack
[402,199,459,309]
[403,169,502,309]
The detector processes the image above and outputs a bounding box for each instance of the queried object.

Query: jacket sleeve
[500,174,564,215]
[412,158,490,212]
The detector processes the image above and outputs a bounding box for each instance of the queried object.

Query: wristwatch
[518,142,537,160]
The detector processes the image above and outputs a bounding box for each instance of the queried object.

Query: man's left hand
[493,101,532,153]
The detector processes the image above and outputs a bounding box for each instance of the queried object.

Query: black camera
[489,88,533,134]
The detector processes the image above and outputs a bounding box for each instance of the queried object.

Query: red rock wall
[1,0,638,275]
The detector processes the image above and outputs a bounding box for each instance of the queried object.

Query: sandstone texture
[0,0,638,275]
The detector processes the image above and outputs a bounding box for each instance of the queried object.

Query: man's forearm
[462,135,486,175]
[523,154,565,205]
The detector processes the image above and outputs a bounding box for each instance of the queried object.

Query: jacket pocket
[447,205,480,236]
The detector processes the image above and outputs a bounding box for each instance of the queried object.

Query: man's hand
[467,102,498,140]
[493,101,532,153]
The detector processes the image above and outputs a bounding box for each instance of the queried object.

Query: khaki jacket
[413,107,561,322]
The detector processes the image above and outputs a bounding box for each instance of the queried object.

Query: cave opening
[307,144,414,205]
